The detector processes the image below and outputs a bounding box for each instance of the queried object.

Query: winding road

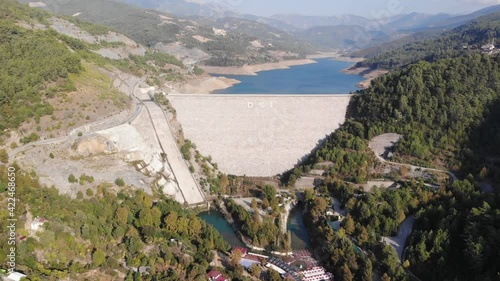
[381,215,416,261]
[369,133,458,182]
[9,79,144,160]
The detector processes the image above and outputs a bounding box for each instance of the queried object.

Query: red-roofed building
[207,270,229,281]
[232,246,248,257]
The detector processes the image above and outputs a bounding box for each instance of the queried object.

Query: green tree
[164,211,178,232]
[115,178,125,187]
[0,149,8,163]
[343,216,355,235]
[92,249,106,267]
[230,248,243,268]
[115,207,129,225]
[262,185,277,201]
[250,264,261,278]
[341,264,353,281]
[269,269,282,281]
[68,174,77,183]
[86,188,93,197]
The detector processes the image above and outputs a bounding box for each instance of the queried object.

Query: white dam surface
[168,94,352,177]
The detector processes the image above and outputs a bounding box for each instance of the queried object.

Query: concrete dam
[168,94,352,177]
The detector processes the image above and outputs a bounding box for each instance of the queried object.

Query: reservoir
[212,59,363,94]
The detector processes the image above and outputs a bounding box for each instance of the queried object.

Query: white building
[481,39,496,51]
[31,217,47,231]
[5,272,27,281]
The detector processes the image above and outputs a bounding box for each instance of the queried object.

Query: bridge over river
[167,94,354,177]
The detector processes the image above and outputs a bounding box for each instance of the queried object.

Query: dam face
[168,94,352,177]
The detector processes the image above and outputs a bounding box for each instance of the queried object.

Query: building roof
[240,258,260,268]
[232,246,248,255]
[215,276,228,281]
[32,217,47,224]
[6,272,27,281]
[267,263,287,275]
[207,270,221,278]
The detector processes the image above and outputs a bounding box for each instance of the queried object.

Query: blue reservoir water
[212,59,363,94]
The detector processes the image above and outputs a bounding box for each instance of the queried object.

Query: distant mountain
[409,4,500,31]
[239,14,301,32]
[121,0,238,18]
[388,12,452,31]
[297,25,392,50]
[271,14,371,30]
[274,12,455,50]
[290,6,499,50]
[354,11,500,69]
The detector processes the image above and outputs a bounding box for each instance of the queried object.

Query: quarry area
[10,75,206,206]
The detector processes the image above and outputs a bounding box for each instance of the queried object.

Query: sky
[201,0,500,17]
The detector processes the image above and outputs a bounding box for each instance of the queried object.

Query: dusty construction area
[168,94,352,177]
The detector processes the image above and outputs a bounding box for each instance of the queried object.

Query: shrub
[86,188,94,197]
[115,178,125,187]
[68,174,77,183]
[0,149,8,163]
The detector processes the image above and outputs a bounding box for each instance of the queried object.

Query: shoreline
[343,66,389,89]
[202,59,317,76]
[174,55,376,95]
[171,76,241,95]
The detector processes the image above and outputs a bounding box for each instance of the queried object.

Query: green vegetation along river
[198,204,311,250]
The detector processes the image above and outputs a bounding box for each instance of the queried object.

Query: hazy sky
[203,0,500,17]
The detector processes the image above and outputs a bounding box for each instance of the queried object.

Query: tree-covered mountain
[0,1,238,280]
[354,12,500,69]
[122,0,238,18]
[25,0,318,66]
[283,51,500,280]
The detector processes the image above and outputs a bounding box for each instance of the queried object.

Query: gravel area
[369,133,402,161]
[168,95,352,177]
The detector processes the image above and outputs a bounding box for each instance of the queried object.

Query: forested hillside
[0,3,82,133]
[286,53,500,186]
[0,0,193,143]
[284,52,500,280]
[355,12,500,69]
[0,165,229,280]
[29,0,317,66]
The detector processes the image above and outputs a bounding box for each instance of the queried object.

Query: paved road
[382,215,416,262]
[372,151,458,182]
[9,80,144,159]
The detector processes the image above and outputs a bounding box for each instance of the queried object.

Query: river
[212,58,364,94]
[198,210,245,248]
[198,204,311,250]
[286,202,311,250]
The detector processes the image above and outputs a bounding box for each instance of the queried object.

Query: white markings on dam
[168,94,353,177]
